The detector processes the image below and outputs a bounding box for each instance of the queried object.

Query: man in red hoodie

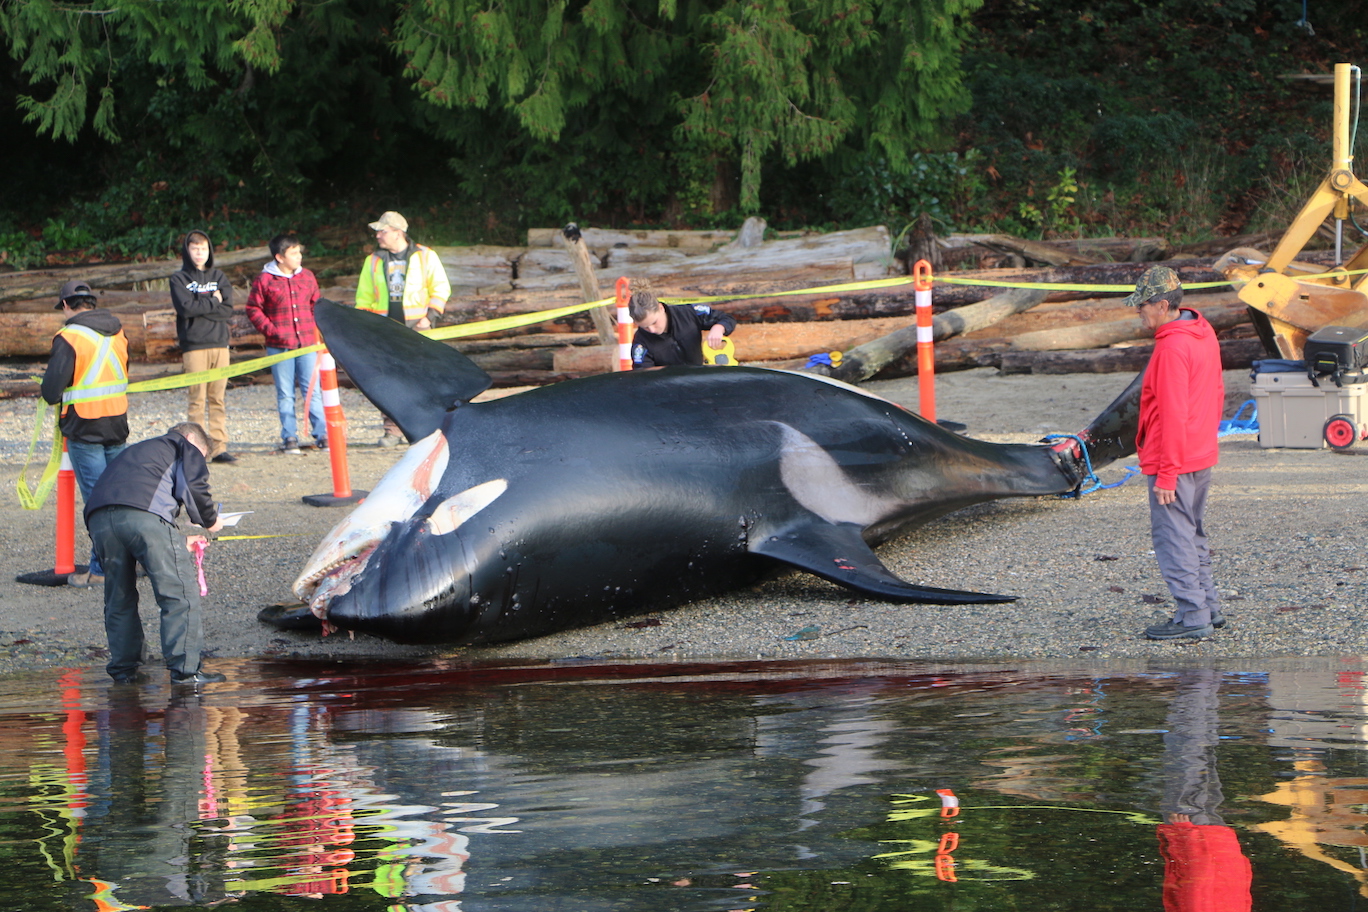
[1128,266,1226,640]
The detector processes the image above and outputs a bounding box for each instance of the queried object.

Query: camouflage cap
[1122,265,1181,307]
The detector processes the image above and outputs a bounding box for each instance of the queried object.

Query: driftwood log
[0,247,269,305]
[997,339,1267,375]
[559,224,616,345]
[1006,294,1248,352]
[803,287,1048,383]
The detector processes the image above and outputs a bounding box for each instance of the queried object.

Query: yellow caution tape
[19,258,1361,510]
[16,402,61,511]
[16,298,615,509]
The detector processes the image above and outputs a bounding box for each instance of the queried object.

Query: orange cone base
[16,564,90,587]
[302,490,368,508]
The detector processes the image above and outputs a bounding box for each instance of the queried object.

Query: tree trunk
[904,212,943,274]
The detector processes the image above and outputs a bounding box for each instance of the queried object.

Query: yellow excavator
[1219,63,1368,358]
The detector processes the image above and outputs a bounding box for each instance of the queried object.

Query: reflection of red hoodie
[1157,823,1252,912]
[1136,310,1224,489]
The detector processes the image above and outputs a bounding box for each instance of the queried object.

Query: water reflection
[6,659,1368,909]
[1156,670,1252,911]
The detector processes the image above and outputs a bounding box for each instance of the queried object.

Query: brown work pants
[182,347,230,457]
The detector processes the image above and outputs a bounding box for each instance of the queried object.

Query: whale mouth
[297,542,379,618]
[291,429,451,617]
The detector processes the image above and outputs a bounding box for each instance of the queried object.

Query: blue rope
[805,352,834,368]
[1218,399,1258,437]
[1042,433,1140,497]
[1044,400,1256,498]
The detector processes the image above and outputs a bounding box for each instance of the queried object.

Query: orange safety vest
[58,323,129,419]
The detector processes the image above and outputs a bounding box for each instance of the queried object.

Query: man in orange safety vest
[41,279,130,588]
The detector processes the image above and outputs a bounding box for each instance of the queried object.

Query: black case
[1304,325,1368,376]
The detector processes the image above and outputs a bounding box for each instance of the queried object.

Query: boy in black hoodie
[169,229,236,463]
[41,279,130,587]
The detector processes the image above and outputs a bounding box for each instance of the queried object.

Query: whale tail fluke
[1045,370,1144,476]
[752,520,1017,605]
[315,299,493,442]
[1073,370,1143,470]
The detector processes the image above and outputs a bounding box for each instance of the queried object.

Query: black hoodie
[41,308,130,446]
[169,229,234,351]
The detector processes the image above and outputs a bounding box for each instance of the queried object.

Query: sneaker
[211,452,238,464]
[110,672,146,685]
[171,670,227,685]
[314,436,328,450]
[377,434,401,448]
[68,571,104,588]
[280,437,302,455]
[1211,609,1226,629]
[1144,619,1215,641]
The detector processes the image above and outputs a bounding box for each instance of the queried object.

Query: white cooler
[1250,370,1368,448]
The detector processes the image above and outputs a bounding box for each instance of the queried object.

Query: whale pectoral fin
[750,522,1017,605]
[257,600,324,631]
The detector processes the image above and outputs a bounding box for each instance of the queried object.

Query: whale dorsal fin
[751,520,1017,605]
[315,299,493,442]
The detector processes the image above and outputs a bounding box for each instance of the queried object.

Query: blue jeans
[268,347,325,445]
[68,438,126,576]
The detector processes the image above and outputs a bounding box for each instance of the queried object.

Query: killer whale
[275,301,1138,645]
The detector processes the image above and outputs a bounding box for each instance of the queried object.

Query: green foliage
[827,150,988,231]
[7,0,1368,253]
[957,0,1352,243]
[0,228,44,270]
[394,0,982,215]
[1017,167,1080,237]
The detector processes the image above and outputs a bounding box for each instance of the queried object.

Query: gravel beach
[1,365,1364,676]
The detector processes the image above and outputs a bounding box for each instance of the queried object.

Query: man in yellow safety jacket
[355,210,451,445]
[41,279,130,588]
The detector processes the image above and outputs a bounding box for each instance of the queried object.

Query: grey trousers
[1148,468,1221,627]
[87,506,204,679]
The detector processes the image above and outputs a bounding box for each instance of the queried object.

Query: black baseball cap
[56,280,97,310]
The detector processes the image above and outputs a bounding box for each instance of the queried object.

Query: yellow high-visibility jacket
[355,244,450,323]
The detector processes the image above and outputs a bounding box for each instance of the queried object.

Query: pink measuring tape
[190,539,209,596]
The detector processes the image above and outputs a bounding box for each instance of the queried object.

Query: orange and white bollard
[615,277,632,372]
[914,259,936,423]
[55,441,76,575]
[302,349,367,507]
[934,788,960,882]
[17,439,82,586]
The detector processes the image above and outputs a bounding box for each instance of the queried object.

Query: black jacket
[84,431,218,529]
[631,303,737,369]
[169,229,234,351]
[41,308,130,446]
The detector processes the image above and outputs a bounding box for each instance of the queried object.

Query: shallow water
[3,657,1368,910]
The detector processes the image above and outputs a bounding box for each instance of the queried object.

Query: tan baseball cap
[368,211,408,233]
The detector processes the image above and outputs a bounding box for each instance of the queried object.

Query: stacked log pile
[0,222,1300,395]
